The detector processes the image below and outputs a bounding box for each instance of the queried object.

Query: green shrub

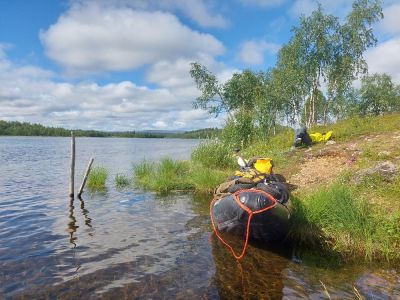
[221,111,255,147]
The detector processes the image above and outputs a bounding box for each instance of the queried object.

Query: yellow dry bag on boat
[234,157,274,183]
[252,158,274,174]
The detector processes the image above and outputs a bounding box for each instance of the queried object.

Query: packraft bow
[210,156,291,259]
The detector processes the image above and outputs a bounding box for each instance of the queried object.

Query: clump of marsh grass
[115,173,130,189]
[153,158,192,194]
[133,158,231,194]
[132,160,154,190]
[133,158,193,194]
[87,166,108,192]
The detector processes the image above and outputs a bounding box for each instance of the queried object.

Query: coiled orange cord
[210,189,277,260]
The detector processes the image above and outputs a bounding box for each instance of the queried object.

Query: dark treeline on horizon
[0,120,221,139]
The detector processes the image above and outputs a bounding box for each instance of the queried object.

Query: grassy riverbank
[94,113,400,261]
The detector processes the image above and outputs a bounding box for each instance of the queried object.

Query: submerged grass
[87,166,108,192]
[115,173,130,189]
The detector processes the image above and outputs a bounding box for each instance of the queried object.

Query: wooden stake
[69,131,75,198]
[78,158,94,197]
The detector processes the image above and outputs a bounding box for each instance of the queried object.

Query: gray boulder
[353,161,398,184]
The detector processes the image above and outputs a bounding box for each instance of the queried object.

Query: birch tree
[274,0,383,127]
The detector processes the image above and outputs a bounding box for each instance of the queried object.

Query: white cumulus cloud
[365,37,400,84]
[238,40,280,65]
[78,0,228,28]
[380,3,400,35]
[0,46,225,130]
[238,0,286,8]
[40,3,225,74]
[288,0,351,18]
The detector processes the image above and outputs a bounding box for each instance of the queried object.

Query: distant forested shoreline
[0,120,220,139]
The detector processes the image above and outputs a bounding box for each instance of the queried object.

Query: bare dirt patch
[289,155,348,188]
[287,129,400,190]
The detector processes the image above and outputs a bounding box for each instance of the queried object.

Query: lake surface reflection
[0,137,399,299]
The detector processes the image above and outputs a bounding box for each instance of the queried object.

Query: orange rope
[237,260,248,300]
[210,189,277,260]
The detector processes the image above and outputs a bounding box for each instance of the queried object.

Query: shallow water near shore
[0,136,399,299]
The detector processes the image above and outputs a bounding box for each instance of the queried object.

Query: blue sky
[0,0,399,131]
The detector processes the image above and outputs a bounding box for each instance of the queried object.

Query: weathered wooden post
[69,131,75,198]
[78,158,94,197]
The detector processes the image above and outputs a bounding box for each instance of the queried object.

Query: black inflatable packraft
[211,190,290,243]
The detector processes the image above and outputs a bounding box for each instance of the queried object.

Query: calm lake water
[0,136,399,299]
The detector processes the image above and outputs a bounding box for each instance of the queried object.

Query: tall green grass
[189,164,228,192]
[191,139,236,169]
[87,166,108,192]
[153,158,192,193]
[241,129,294,166]
[290,182,400,261]
[132,160,154,190]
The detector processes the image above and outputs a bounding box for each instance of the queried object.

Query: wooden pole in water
[69,131,75,198]
[78,158,94,197]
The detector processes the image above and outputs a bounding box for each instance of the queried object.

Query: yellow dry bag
[309,131,333,143]
[253,158,274,174]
